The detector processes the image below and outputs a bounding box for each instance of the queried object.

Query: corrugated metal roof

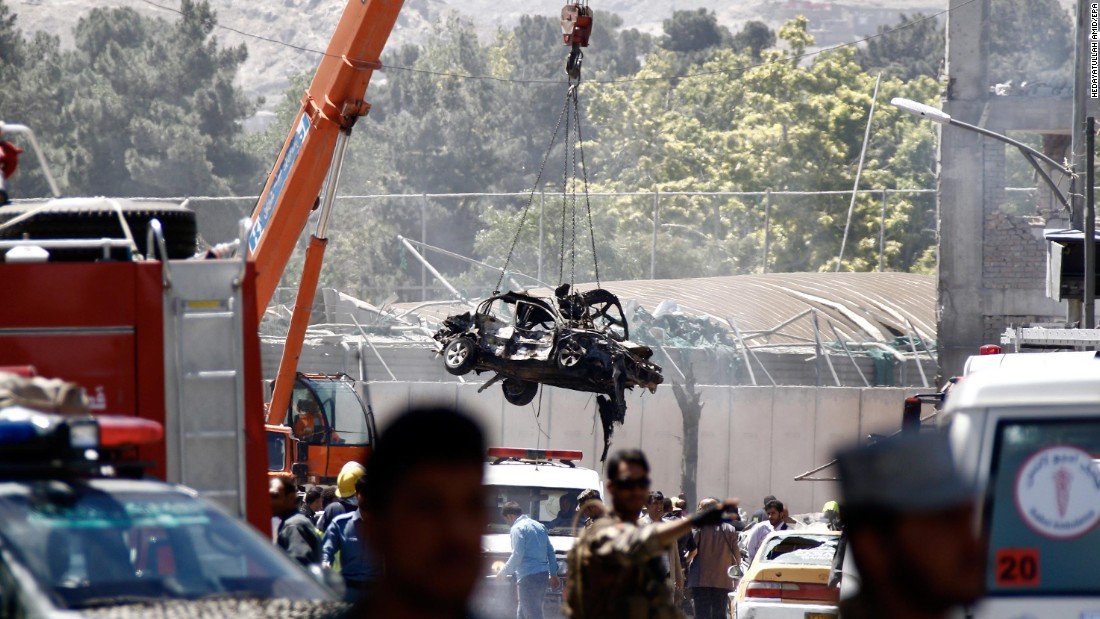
[395,272,935,346]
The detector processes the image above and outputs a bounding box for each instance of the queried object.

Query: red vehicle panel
[0,260,167,479]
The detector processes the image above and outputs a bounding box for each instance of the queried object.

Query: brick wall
[982,210,1048,289]
[981,210,1064,343]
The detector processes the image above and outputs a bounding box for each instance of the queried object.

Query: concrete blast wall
[366,383,912,515]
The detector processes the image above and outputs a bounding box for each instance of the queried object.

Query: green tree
[731,21,775,62]
[988,0,1072,85]
[502,17,943,278]
[857,1,1072,86]
[261,12,654,301]
[0,1,24,83]
[659,8,729,53]
[263,13,943,300]
[2,0,260,198]
[857,13,944,81]
[0,0,66,198]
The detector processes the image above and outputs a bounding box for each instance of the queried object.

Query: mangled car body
[433,287,663,410]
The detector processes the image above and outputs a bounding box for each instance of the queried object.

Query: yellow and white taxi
[729,529,840,619]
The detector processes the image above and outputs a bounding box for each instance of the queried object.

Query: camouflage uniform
[564,514,683,619]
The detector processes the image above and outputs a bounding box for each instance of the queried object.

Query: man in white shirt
[744,498,787,565]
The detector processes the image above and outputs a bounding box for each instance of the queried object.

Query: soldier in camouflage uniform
[565,449,736,619]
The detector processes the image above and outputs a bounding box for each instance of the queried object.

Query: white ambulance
[944,351,1100,618]
[471,448,602,619]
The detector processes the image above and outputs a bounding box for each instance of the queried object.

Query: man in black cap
[835,431,985,619]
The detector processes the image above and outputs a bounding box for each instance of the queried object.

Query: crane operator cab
[272,373,376,485]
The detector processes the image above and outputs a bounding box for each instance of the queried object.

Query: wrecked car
[433,286,663,411]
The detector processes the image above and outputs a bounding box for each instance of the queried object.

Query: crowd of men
[269,460,377,601]
[266,405,985,619]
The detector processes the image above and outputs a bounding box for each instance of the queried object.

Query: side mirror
[727,564,743,579]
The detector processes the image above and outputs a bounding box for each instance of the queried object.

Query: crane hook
[560,3,592,80]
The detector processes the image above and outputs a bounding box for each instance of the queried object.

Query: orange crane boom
[248,0,403,425]
[248,0,402,313]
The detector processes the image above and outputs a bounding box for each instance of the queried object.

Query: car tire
[502,378,538,406]
[0,199,197,261]
[557,342,585,368]
[443,338,477,376]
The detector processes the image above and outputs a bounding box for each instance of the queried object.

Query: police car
[471,448,601,619]
[0,407,342,618]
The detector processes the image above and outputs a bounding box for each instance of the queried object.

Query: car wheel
[557,342,585,368]
[443,338,477,375]
[502,378,538,406]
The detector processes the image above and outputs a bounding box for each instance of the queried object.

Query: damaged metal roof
[604,272,935,345]
[260,272,937,387]
[393,272,935,347]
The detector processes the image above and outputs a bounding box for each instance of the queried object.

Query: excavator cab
[275,372,376,485]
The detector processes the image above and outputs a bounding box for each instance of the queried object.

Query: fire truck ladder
[160,221,252,518]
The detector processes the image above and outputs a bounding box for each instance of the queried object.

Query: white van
[471,448,602,619]
[943,351,1100,618]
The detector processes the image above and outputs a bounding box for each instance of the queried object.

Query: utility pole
[1071,0,1088,230]
[1087,117,1096,328]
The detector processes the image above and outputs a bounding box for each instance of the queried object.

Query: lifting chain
[495,4,599,295]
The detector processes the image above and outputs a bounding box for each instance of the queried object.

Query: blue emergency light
[0,407,162,474]
[0,407,101,466]
[0,416,38,445]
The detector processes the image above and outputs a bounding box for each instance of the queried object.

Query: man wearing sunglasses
[564,449,737,619]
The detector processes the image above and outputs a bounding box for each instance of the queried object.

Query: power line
[135,0,971,87]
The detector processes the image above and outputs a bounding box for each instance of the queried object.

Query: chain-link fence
[184,187,1036,304]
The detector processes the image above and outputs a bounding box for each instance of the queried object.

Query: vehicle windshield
[0,481,329,609]
[760,534,838,566]
[985,418,1100,595]
[295,379,371,447]
[325,385,371,446]
[486,485,587,535]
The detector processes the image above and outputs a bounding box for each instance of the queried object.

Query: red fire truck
[0,0,404,530]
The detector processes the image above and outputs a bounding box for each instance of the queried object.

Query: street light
[891,98,1073,212]
[891,97,1096,329]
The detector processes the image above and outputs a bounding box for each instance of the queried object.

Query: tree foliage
[858,0,1072,85]
[3,2,955,303]
[660,8,730,53]
[1,0,260,198]
[988,0,1072,84]
[857,13,944,81]
[732,21,776,62]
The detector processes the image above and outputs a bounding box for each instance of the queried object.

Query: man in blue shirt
[322,473,379,601]
[499,501,560,619]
